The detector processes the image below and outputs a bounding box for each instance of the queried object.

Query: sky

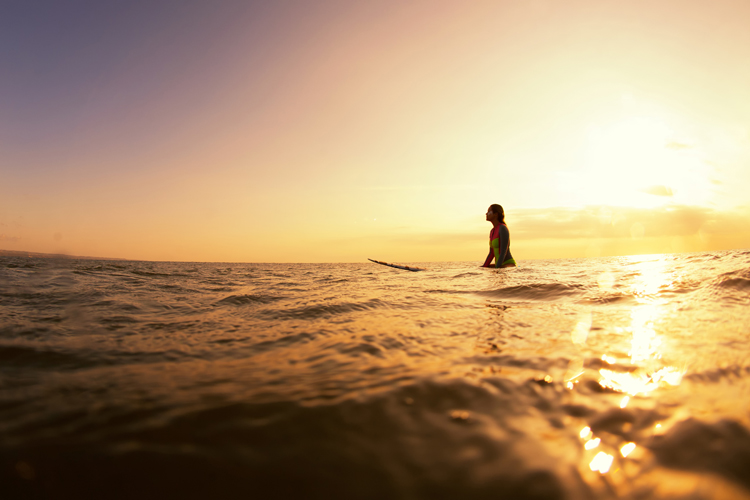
[1,0,749,263]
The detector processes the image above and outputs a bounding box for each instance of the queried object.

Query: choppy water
[2,250,750,499]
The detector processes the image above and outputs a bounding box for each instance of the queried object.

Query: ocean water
[1,250,750,499]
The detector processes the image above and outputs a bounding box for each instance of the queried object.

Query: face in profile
[486,207,497,222]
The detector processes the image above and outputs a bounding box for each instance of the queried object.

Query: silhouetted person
[482,204,516,268]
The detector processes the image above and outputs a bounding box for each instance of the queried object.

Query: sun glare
[579,110,713,208]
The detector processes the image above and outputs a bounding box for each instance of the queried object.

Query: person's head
[486,204,505,223]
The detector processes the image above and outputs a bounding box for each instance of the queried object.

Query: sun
[576,113,713,208]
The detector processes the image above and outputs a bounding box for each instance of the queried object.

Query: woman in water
[483,204,516,268]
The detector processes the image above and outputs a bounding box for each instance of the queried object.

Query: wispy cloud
[510,205,746,240]
[641,185,673,197]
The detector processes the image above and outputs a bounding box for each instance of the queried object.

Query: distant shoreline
[0,249,126,261]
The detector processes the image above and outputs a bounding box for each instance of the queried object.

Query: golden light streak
[570,311,591,345]
[580,426,592,439]
[620,396,630,408]
[564,357,585,383]
[597,271,615,291]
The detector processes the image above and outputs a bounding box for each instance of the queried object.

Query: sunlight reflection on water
[594,256,686,401]
[575,255,695,482]
[590,452,614,474]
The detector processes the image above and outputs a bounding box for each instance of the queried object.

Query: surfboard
[368,258,425,272]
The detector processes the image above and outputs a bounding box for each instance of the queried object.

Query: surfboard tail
[368,258,425,272]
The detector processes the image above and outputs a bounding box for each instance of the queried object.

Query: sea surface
[2,250,750,499]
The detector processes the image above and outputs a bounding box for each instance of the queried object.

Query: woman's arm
[495,225,510,268]
[482,249,494,267]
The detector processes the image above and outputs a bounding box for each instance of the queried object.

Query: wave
[684,364,750,383]
[648,418,750,490]
[451,272,483,278]
[250,332,319,353]
[259,298,389,320]
[0,344,99,371]
[701,268,750,303]
[476,283,586,301]
[713,269,750,291]
[14,376,740,499]
[130,269,187,278]
[216,294,285,306]
[580,293,637,305]
[424,288,472,295]
[716,276,750,291]
[313,277,350,283]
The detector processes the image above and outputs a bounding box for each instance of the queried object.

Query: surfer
[483,204,516,268]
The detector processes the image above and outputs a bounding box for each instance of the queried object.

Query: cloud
[0,234,21,242]
[641,185,673,197]
[665,142,692,150]
[510,205,748,240]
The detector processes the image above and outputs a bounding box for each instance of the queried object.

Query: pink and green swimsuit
[483,223,516,268]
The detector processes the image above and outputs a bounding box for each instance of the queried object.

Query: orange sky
[1,0,749,262]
